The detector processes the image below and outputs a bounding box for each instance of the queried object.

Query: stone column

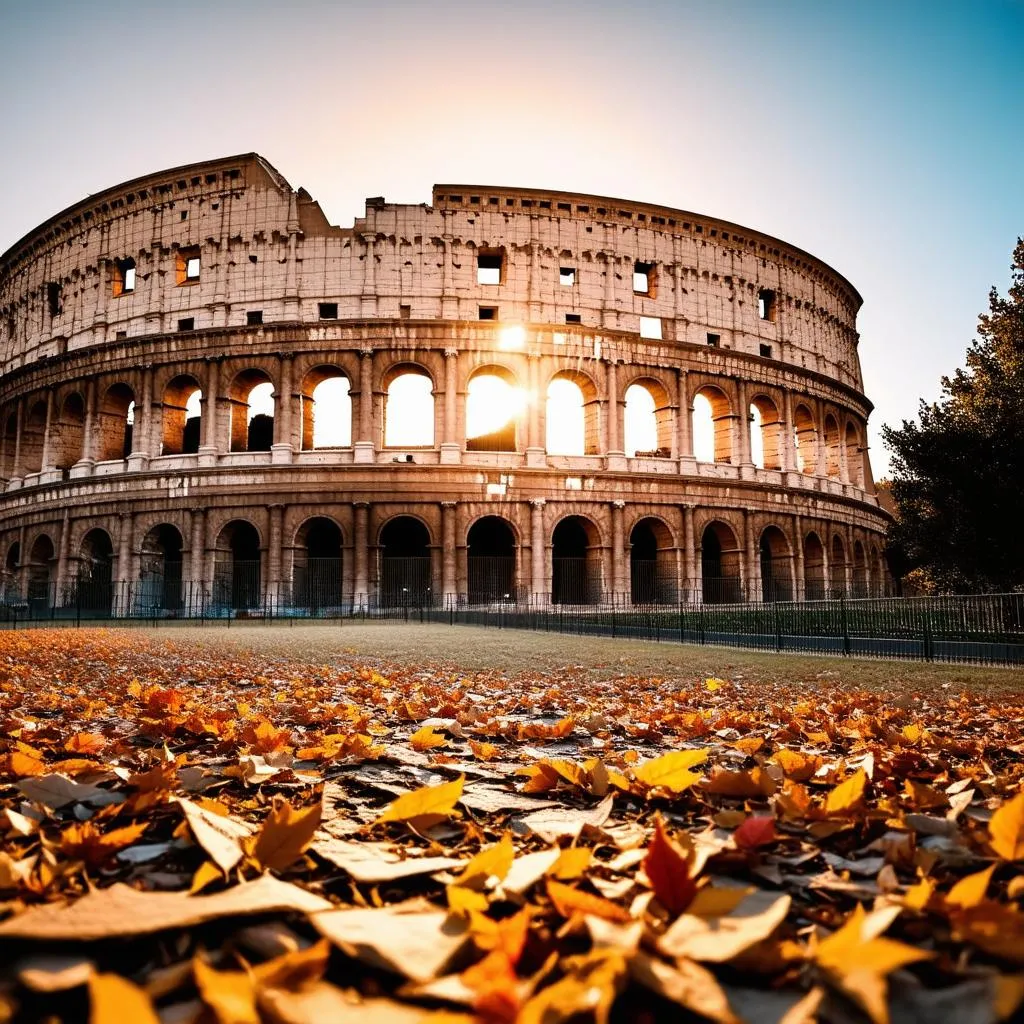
[39,390,56,479]
[354,349,375,464]
[353,502,369,608]
[677,370,696,473]
[441,501,457,607]
[781,390,796,477]
[440,348,461,464]
[606,361,627,471]
[737,379,755,478]
[743,510,759,603]
[8,398,23,489]
[793,513,806,601]
[839,425,850,486]
[271,354,294,465]
[815,404,827,479]
[267,504,284,607]
[601,252,616,329]
[128,367,153,471]
[72,379,98,477]
[526,354,546,468]
[15,524,27,595]
[188,507,205,597]
[361,235,377,318]
[54,512,70,607]
[611,500,626,603]
[199,359,220,466]
[115,512,133,615]
[530,499,546,604]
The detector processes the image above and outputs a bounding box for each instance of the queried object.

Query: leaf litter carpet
[0,628,1023,1023]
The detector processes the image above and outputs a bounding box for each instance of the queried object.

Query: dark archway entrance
[552,516,601,605]
[27,535,54,613]
[214,521,261,611]
[701,522,741,604]
[139,525,184,613]
[759,526,793,602]
[77,529,114,614]
[379,517,432,608]
[467,517,516,604]
[630,518,675,604]
[294,518,343,612]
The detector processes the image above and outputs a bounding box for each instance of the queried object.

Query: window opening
[559,267,576,286]
[478,306,497,320]
[177,318,195,332]
[758,288,777,321]
[246,310,263,326]
[633,261,655,296]
[639,316,662,340]
[707,333,720,347]
[565,313,581,324]
[477,249,504,285]
[47,283,62,318]
[318,302,338,320]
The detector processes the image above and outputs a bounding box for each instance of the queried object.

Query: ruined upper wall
[0,155,865,392]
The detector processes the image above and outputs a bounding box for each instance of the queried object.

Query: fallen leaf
[193,956,258,1024]
[546,879,631,923]
[632,749,708,794]
[643,816,697,915]
[659,890,791,962]
[89,972,160,1024]
[373,776,464,827]
[990,791,1024,861]
[824,768,867,816]
[409,725,448,752]
[178,797,254,874]
[245,796,322,872]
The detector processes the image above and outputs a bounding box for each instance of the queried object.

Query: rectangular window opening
[639,315,662,340]
[559,267,576,286]
[565,313,581,324]
[177,317,195,332]
[246,310,263,326]
[176,247,201,285]
[113,257,136,297]
[46,282,62,318]
[478,306,497,321]
[399,304,411,319]
[758,288,777,321]
[318,302,338,320]
[706,333,720,347]
[759,343,773,358]
[633,260,655,296]
[477,249,504,286]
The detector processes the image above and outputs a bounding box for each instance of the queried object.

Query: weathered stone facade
[0,153,889,612]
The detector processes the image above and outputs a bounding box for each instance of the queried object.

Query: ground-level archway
[467,516,516,604]
[139,524,184,613]
[213,521,262,611]
[76,528,114,614]
[630,518,675,604]
[552,516,602,605]
[804,533,826,600]
[759,526,793,602]
[701,521,741,604]
[293,518,343,611]
[379,516,432,607]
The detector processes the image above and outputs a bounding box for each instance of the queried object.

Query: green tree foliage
[882,238,1024,593]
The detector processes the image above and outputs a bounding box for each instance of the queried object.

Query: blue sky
[1,0,1021,475]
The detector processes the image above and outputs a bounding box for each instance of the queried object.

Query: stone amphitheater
[0,153,890,614]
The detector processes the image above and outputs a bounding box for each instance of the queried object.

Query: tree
[882,238,1024,593]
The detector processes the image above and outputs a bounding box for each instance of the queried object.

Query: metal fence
[1,571,1022,665]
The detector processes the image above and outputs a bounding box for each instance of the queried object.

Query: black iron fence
[1,570,1022,665]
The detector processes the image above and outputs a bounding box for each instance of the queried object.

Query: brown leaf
[659,890,791,962]
[245,796,322,872]
[178,796,254,874]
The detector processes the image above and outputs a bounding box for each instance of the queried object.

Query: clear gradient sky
[1,0,1021,475]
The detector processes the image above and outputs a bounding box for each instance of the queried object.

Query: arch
[52,392,86,472]
[759,525,793,602]
[161,375,202,456]
[692,385,732,464]
[293,516,344,611]
[701,520,741,604]
[98,383,135,462]
[26,533,54,607]
[384,366,434,447]
[229,369,275,453]
[624,379,672,457]
[300,366,352,450]
[793,404,817,474]
[845,421,865,488]
[803,532,826,600]
[750,394,782,471]
[547,370,599,456]
[76,528,114,614]
[139,524,184,612]
[823,414,841,478]
[467,515,517,604]
[852,539,868,598]
[213,520,262,611]
[2,410,17,479]
[379,515,433,606]
[3,540,19,601]
[466,367,523,453]
[630,516,675,604]
[830,534,848,596]
[552,515,602,604]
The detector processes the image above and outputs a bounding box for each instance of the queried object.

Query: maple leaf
[946,864,996,909]
[3,750,46,777]
[546,879,631,923]
[824,767,868,816]
[733,814,777,849]
[244,795,322,872]
[643,816,697,916]
[990,791,1024,861]
[469,740,500,761]
[409,725,448,751]
[60,820,148,868]
[631,748,708,794]
[64,732,106,756]
[702,767,776,798]
[372,775,464,827]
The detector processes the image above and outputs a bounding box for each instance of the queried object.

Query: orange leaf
[373,775,464,826]
[546,879,631,923]
[990,791,1024,861]
[245,796,322,872]
[824,768,867,817]
[643,816,696,916]
[632,749,708,794]
[733,815,777,849]
[771,748,822,782]
[410,725,448,752]
[702,767,776,798]
[469,740,500,761]
[64,732,106,756]
[60,820,148,867]
[947,865,996,910]
[89,972,160,1024]
[6,751,46,777]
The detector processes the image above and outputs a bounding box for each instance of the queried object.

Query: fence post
[840,596,851,656]
[774,598,782,652]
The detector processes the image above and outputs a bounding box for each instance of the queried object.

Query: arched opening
[379,516,432,607]
[161,376,202,456]
[466,370,523,452]
[384,368,434,447]
[552,516,602,605]
[803,533,826,601]
[3,542,20,601]
[624,381,672,457]
[759,526,793,602]
[467,516,516,604]
[793,405,817,474]
[52,393,86,472]
[294,517,343,612]
[19,401,47,477]
[750,395,782,471]
[213,521,262,611]
[2,412,17,479]
[98,383,135,462]
[76,528,114,615]
[824,415,841,478]
[701,521,741,604]
[230,370,275,453]
[630,518,675,604]
[852,540,868,597]
[546,372,599,455]
[692,386,732,464]
[845,422,865,488]
[301,367,352,450]
[831,535,848,597]
[26,534,54,610]
[139,524,184,613]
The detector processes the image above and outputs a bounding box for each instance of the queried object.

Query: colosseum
[0,153,890,616]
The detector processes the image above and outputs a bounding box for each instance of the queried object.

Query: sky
[1,0,1021,476]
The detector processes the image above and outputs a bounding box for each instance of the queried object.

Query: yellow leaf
[901,877,935,911]
[686,885,752,918]
[947,864,996,909]
[409,725,448,752]
[901,723,923,745]
[994,973,1024,1022]
[704,678,726,691]
[193,956,258,1024]
[88,972,160,1024]
[632,749,708,794]
[373,775,464,826]
[190,860,224,894]
[990,791,1024,861]
[824,768,867,816]
[547,879,631,923]
[469,740,500,761]
[548,846,593,880]
[252,938,331,989]
[447,884,489,914]
[245,796,322,872]
[456,833,515,888]
[816,904,932,977]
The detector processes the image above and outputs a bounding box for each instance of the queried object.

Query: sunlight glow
[185,390,202,420]
[546,378,585,455]
[692,393,715,463]
[498,325,526,350]
[385,373,434,446]
[750,404,764,468]
[624,384,657,456]
[247,381,275,423]
[466,375,526,439]
[312,377,352,447]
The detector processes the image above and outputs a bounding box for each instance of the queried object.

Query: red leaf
[643,816,697,915]
[734,815,777,850]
